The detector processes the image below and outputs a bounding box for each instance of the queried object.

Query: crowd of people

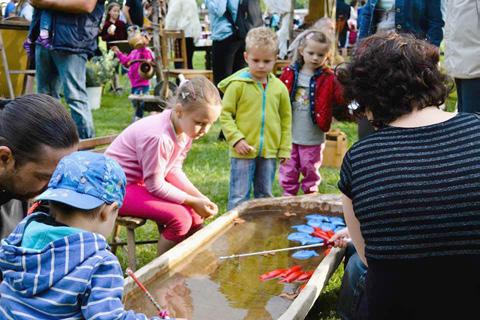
[0,0,479,319]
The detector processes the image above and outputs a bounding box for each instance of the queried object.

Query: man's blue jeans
[228,157,276,210]
[456,78,480,113]
[35,45,95,139]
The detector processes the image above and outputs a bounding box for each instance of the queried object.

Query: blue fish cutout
[292,250,319,260]
[306,219,323,228]
[288,232,324,245]
[306,214,330,222]
[291,224,315,234]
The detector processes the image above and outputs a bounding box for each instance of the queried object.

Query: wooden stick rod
[219,242,327,260]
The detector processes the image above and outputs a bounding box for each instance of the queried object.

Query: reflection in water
[125,210,327,319]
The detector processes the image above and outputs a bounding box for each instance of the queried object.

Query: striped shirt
[339,113,480,260]
[0,212,162,320]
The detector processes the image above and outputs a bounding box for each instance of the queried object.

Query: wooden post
[151,0,164,83]
[0,33,15,99]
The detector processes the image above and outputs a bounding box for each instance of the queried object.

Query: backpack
[224,0,263,40]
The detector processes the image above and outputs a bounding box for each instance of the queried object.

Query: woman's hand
[329,227,350,248]
[185,196,218,219]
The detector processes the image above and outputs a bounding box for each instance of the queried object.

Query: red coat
[279,65,345,132]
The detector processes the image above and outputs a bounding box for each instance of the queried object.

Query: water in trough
[124,209,332,320]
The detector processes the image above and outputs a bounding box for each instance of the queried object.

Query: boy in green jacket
[219,27,292,210]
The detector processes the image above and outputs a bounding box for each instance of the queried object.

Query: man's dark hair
[0,94,79,166]
[336,33,452,128]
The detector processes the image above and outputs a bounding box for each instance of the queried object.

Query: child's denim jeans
[227,157,276,210]
[131,86,150,118]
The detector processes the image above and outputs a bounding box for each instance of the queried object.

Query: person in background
[205,0,245,85]
[346,0,359,48]
[336,0,351,57]
[356,0,444,139]
[101,2,128,46]
[358,0,443,46]
[337,32,480,319]
[3,0,17,18]
[219,27,292,210]
[14,0,32,20]
[101,2,128,93]
[106,76,221,256]
[279,30,345,196]
[0,94,78,239]
[0,151,185,320]
[165,0,202,69]
[30,0,105,139]
[444,0,480,113]
[112,29,154,121]
[123,0,143,27]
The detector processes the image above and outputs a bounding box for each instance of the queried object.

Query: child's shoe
[23,38,34,57]
[36,35,52,49]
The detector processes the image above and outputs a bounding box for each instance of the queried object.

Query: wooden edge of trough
[279,247,345,320]
[123,193,344,298]
[78,134,118,152]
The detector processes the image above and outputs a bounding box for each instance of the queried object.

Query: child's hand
[329,228,351,248]
[186,197,218,219]
[110,46,120,54]
[279,158,287,164]
[234,139,255,155]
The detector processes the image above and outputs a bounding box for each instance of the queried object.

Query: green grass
[92,52,457,319]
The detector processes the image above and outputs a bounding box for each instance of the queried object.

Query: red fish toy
[280,270,304,283]
[260,268,287,281]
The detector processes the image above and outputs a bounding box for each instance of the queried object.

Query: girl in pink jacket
[112,31,154,121]
[106,77,222,255]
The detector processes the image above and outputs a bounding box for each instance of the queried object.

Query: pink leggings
[119,183,203,243]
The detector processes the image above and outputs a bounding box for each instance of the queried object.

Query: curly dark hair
[336,32,451,127]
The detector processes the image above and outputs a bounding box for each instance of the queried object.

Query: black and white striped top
[339,113,480,260]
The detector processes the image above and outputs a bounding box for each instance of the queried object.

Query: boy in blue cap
[0,151,176,319]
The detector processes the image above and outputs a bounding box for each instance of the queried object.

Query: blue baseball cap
[36,151,127,210]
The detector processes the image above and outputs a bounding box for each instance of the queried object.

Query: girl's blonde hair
[293,30,332,67]
[172,76,222,112]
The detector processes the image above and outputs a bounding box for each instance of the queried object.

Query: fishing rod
[219,242,329,260]
[126,268,170,319]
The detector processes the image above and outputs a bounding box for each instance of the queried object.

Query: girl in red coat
[279,30,345,196]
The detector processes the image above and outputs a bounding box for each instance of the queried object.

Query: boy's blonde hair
[172,76,222,112]
[245,27,279,54]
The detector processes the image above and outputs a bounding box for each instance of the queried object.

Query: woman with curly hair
[337,33,480,319]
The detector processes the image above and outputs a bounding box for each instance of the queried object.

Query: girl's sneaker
[23,38,34,57]
[36,35,52,49]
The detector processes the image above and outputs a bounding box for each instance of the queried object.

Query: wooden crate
[322,129,347,168]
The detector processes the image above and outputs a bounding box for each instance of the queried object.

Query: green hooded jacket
[219,68,292,159]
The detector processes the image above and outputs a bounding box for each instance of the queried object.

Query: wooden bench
[79,135,160,271]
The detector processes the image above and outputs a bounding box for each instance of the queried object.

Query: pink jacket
[105,110,195,204]
[115,47,153,88]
